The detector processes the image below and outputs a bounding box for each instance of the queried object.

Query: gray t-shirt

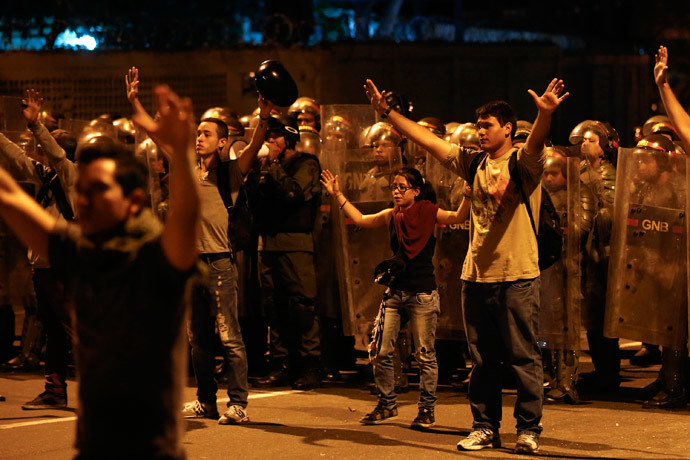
[196,160,243,254]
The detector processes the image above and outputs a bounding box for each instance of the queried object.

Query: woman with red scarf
[321,167,470,429]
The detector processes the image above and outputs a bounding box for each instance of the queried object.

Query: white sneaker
[219,405,249,425]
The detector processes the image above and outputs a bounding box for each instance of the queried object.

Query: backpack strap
[508,151,538,237]
[467,151,488,188]
[215,160,235,212]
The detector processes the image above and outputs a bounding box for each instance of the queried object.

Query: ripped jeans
[373,289,440,411]
[189,255,248,408]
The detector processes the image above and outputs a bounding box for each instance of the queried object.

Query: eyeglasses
[389,184,412,193]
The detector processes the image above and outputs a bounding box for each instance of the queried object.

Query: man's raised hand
[22,89,43,125]
[655,46,669,87]
[363,79,389,115]
[528,78,569,113]
[125,67,140,103]
[132,85,193,159]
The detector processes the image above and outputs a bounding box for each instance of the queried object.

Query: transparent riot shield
[0,97,26,132]
[605,148,687,349]
[134,129,166,220]
[320,105,396,347]
[425,153,469,340]
[538,156,581,349]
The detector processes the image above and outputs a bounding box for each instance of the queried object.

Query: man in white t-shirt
[365,78,568,454]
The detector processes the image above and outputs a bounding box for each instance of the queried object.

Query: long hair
[391,167,436,204]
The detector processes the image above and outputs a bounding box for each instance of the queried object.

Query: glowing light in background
[55,28,99,50]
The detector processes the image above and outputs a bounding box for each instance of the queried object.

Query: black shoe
[254,367,291,388]
[293,369,321,390]
[22,391,67,410]
[360,404,398,424]
[410,408,435,429]
[642,390,687,409]
[2,354,41,372]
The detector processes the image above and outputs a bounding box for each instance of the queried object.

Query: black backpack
[468,151,563,271]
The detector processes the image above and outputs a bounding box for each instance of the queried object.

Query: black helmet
[267,117,300,149]
[383,91,413,118]
[255,60,298,107]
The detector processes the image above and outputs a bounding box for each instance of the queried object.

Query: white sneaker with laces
[219,404,250,425]
[457,427,501,451]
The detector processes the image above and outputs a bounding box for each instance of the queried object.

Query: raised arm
[126,66,156,128]
[0,165,56,258]
[524,78,569,155]
[364,79,450,162]
[236,95,274,174]
[655,46,690,152]
[320,169,392,228]
[133,85,199,271]
[23,89,77,187]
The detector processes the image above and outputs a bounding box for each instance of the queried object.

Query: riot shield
[134,129,166,220]
[425,153,469,340]
[538,156,581,349]
[320,105,397,347]
[605,148,688,349]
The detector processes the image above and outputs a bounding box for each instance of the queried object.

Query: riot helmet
[201,107,239,126]
[513,120,533,147]
[642,115,679,141]
[417,117,445,138]
[543,146,568,193]
[288,97,321,131]
[113,117,135,144]
[449,123,480,151]
[364,122,402,168]
[297,125,321,156]
[569,120,620,164]
[323,115,355,149]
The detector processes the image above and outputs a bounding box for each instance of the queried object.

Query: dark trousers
[33,268,71,390]
[259,251,320,370]
[462,278,543,435]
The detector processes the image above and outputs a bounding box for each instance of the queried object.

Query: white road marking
[0,389,300,430]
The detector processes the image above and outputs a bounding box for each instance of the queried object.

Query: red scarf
[393,200,439,260]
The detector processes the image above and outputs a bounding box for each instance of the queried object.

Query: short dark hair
[77,136,148,196]
[200,117,229,140]
[475,101,517,138]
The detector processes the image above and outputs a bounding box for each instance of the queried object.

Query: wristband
[339,199,349,210]
[380,106,393,119]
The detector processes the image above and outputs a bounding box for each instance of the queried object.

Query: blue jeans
[188,256,248,408]
[374,289,440,411]
[462,278,543,435]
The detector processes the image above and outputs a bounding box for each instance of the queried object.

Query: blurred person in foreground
[0,85,199,460]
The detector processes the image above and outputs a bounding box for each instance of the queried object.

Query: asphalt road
[2,359,690,460]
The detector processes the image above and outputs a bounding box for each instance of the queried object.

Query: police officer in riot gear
[251,117,323,390]
[569,120,620,394]
[288,97,321,131]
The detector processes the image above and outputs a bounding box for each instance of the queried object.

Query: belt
[199,252,231,263]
